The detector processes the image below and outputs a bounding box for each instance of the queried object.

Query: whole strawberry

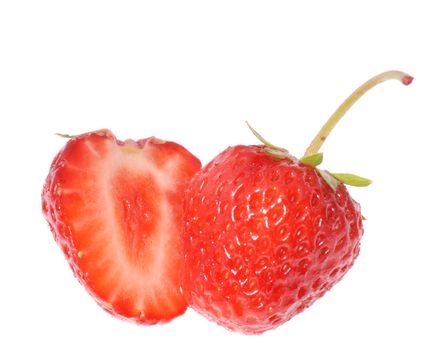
[182,71,413,334]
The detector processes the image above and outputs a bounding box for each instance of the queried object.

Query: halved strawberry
[42,129,201,324]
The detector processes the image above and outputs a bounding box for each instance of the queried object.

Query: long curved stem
[303,70,413,157]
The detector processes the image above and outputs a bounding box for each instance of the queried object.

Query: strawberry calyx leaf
[246,121,292,160]
[300,153,323,167]
[245,121,282,151]
[330,173,372,187]
[317,169,340,190]
[55,133,77,138]
[56,129,112,139]
[263,148,292,159]
[317,168,372,190]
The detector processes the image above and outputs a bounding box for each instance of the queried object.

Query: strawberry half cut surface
[42,129,201,324]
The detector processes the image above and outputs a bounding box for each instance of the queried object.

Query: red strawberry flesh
[42,130,201,324]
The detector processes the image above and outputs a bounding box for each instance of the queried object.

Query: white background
[1,1,441,349]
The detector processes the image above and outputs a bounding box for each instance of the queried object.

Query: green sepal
[300,152,323,167]
[246,121,291,160]
[246,121,281,150]
[55,133,76,138]
[330,173,372,187]
[263,147,291,160]
[317,169,340,191]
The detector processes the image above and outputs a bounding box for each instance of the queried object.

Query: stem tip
[401,75,414,85]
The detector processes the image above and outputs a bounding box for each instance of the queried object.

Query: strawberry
[42,129,201,324]
[182,71,413,334]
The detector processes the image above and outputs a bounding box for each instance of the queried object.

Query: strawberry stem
[303,70,413,157]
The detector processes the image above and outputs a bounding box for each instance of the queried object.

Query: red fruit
[183,146,362,334]
[42,129,201,324]
[182,71,413,334]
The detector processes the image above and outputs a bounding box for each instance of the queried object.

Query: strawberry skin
[42,129,201,324]
[183,145,363,334]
